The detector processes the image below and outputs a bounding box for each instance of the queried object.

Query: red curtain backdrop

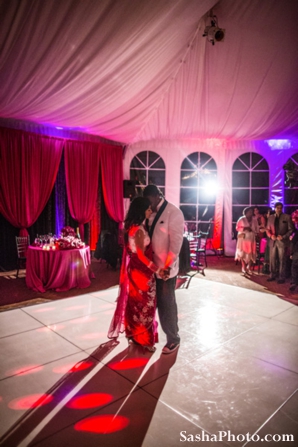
[101,144,124,224]
[90,187,101,251]
[64,140,101,241]
[0,127,63,236]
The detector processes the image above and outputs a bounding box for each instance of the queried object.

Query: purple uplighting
[266,139,292,150]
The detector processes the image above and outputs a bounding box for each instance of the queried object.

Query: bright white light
[266,139,291,150]
[55,126,63,130]
[203,180,219,195]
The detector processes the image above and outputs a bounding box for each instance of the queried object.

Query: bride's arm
[134,228,161,274]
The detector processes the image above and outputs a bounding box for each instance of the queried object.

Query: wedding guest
[108,196,167,351]
[262,207,274,274]
[235,207,259,275]
[253,206,266,240]
[289,210,298,292]
[266,202,294,284]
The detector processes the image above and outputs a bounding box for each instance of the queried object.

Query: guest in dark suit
[289,209,298,292]
[266,202,294,283]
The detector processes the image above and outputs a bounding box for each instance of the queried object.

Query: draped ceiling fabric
[1,0,298,256]
[1,0,298,144]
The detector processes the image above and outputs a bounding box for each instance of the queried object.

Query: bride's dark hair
[124,196,151,232]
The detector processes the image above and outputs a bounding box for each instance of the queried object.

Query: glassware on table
[34,235,40,247]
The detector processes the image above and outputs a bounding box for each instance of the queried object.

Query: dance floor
[0,276,298,446]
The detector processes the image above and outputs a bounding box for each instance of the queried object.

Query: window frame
[180,151,217,234]
[129,151,166,196]
[232,152,269,238]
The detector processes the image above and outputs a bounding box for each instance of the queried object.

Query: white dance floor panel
[0,278,297,446]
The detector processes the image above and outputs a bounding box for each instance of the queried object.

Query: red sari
[108,225,158,347]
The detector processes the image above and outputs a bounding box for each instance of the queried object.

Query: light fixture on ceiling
[202,12,225,45]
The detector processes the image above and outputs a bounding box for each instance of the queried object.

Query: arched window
[130,151,165,195]
[284,153,298,215]
[232,152,269,237]
[180,152,217,233]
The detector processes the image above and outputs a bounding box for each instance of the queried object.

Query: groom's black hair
[143,184,163,197]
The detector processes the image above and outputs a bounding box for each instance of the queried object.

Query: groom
[143,185,184,354]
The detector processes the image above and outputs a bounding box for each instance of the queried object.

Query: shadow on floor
[0,340,178,447]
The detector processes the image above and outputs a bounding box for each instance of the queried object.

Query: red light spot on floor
[109,358,148,370]
[67,393,113,409]
[6,365,43,377]
[32,307,56,313]
[8,394,53,410]
[65,305,87,310]
[53,361,93,374]
[70,316,97,324]
[36,327,51,332]
[36,324,65,333]
[74,414,129,433]
[47,324,65,331]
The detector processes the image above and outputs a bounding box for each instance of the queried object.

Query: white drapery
[2,0,298,255]
[1,0,298,145]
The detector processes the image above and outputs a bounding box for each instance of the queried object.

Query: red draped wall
[64,140,101,241]
[101,144,124,225]
[90,190,101,251]
[0,127,124,244]
[0,128,63,236]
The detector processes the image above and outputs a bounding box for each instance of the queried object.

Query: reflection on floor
[0,277,298,446]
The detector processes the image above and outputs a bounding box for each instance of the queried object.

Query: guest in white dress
[235,207,259,275]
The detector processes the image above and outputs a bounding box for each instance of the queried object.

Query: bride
[108,196,167,351]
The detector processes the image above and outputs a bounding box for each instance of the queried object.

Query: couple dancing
[108,185,185,354]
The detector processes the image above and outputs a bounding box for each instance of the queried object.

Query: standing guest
[143,185,184,354]
[289,210,298,292]
[253,206,267,240]
[262,207,274,274]
[266,202,294,284]
[235,207,259,275]
[108,196,167,352]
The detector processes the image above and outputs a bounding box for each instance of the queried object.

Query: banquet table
[26,246,92,293]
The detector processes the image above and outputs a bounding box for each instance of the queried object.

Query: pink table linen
[26,246,92,293]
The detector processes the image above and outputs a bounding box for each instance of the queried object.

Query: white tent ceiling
[1,0,298,145]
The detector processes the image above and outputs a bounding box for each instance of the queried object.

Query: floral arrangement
[60,226,76,237]
[56,226,85,250]
[33,227,85,250]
